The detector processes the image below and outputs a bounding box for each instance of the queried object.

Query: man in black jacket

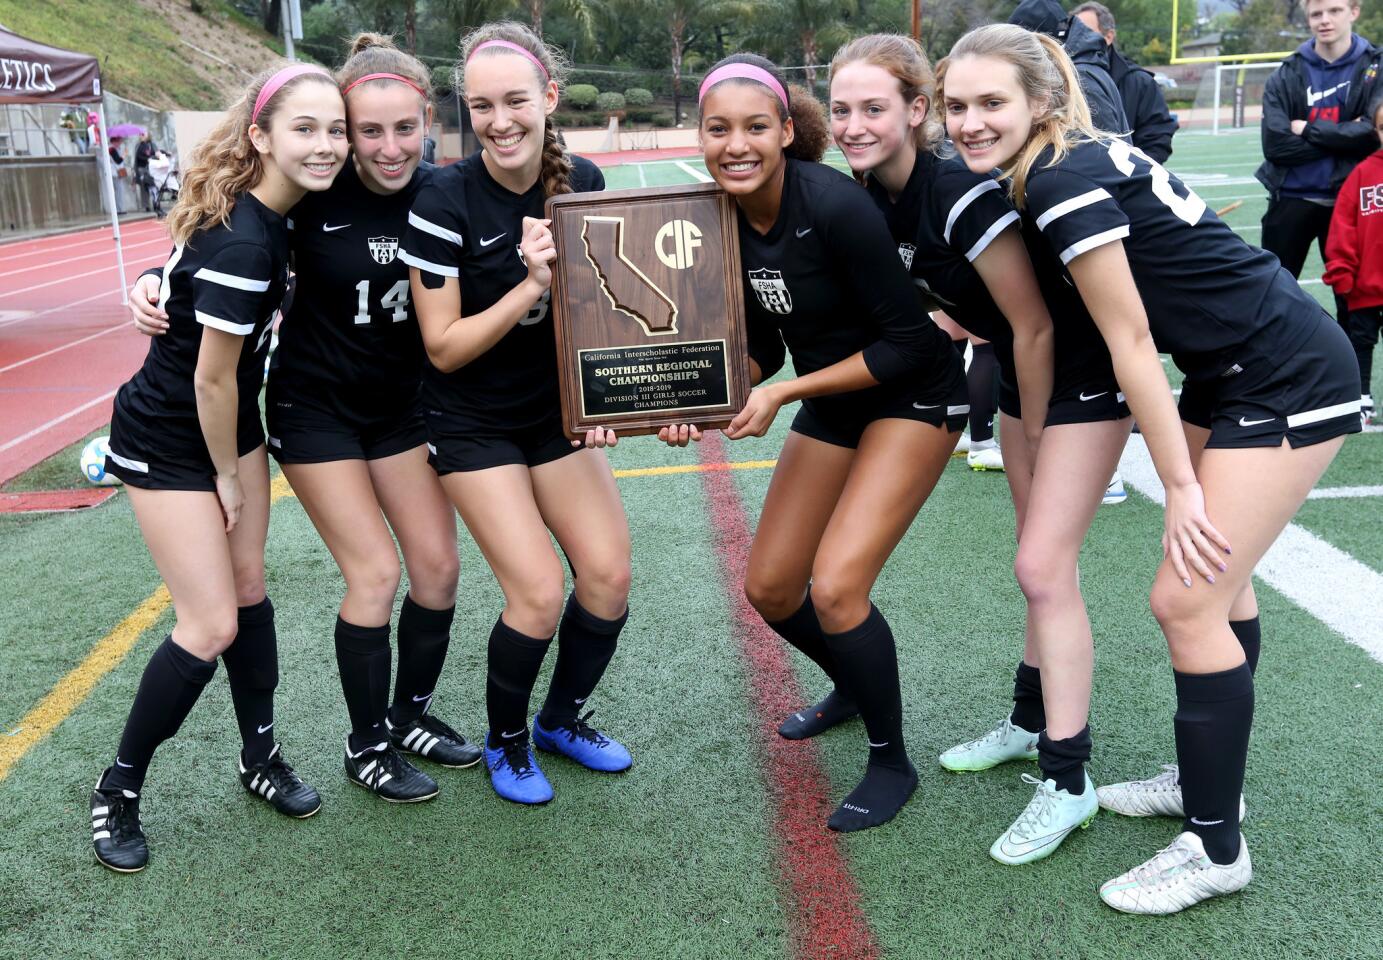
[1009,0,1130,134]
[1255,0,1381,318]
[1072,1,1179,161]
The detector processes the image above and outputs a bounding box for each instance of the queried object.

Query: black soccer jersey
[400,152,605,431]
[114,192,288,452]
[1024,138,1321,381]
[740,158,955,404]
[270,159,432,417]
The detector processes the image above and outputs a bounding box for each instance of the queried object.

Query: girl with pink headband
[404,21,648,807]
[130,35,486,806]
[94,62,346,873]
[697,52,968,832]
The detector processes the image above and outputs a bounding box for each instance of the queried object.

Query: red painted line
[697,431,879,960]
[0,488,117,514]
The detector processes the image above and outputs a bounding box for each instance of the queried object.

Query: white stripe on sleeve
[943,180,1002,244]
[195,310,256,335]
[194,267,271,292]
[1035,188,1114,230]
[1058,225,1130,264]
[399,249,460,278]
[408,211,463,247]
[963,210,1020,262]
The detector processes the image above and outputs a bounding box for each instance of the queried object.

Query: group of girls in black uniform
[105,17,1358,917]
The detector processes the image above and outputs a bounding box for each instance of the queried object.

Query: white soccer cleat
[952,431,971,456]
[939,716,1039,772]
[1102,472,1127,505]
[1096,763,1247,821]
[967,439,1004,472]
[989,772,1099,865]
[1100,831,1252,915]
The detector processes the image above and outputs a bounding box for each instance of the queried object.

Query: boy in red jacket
[1324,96,1383,426]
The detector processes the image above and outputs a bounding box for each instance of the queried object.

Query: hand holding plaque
[546,183,750,440]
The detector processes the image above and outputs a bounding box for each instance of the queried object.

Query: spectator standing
[1009,0,1130,134]
[108,139,131,213]
[1256,0,1381,326]
[1071,1,1179,162]
[134,132,156,212]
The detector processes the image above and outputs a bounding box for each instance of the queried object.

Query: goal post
[1201,61,1285,134]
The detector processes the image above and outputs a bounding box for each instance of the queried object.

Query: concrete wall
[0,155,103,238]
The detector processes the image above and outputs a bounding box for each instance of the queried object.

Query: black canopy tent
[0,26,127,298]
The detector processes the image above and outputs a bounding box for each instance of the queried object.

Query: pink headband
[697,64,788,109]
[466,40,550,83]
[253,64,331,124]
[341,72,428,99]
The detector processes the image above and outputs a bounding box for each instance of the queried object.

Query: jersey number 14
[354,279,410,324]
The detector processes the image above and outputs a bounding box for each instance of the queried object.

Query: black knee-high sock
[1230,617,1261,675]
[1010,661,1045,732]
[222,597,279,767]
[334,617,391,751]
[485,617,553,745]
[765,593,842,688]
[1174,664,1253,865]
[967,342,999,443]
[1038,726,1092,795]
[104,636,217,793]
[391,596,454,725]
[538,594,626,729]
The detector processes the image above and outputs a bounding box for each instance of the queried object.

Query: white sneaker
[952,431,971,456]
[1100,831,1252,915]
[990,772,1098,865]
[967,438,1004,472]
[939,716,1039,772]
[1361,394,1374,427]
[1096,763,1247,821]
[1102,472,1127,505]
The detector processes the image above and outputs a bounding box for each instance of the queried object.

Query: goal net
[1190,61,1285,135]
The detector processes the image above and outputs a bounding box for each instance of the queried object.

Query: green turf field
[2,131,1381,960]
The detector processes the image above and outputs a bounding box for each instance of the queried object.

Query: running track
[0,219,171,485]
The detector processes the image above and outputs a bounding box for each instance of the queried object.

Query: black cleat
[91,772,148,873]
[387,711,483,769]
[238,743,322,818]
[345,740,439,803]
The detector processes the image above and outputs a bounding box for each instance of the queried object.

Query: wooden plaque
[546,182,749,439]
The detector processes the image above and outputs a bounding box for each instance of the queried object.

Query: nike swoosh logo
[412,692,433,702]
[796,227,813,238]
[115,757,133,768]
[574,697,588,705]
[257,722,274,734]
[913,402,940,409]
[1306,81,1347,106]
[1079,391,1107,401]
[500,728,525,739]
[322,223,350,232]
[1239,416,1275,427]
[1189,817,1224,826]
[480,233,506,246]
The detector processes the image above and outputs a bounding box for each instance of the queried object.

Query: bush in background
[566,84,599,109]
[595,91,626,113]
[623,87,654,107]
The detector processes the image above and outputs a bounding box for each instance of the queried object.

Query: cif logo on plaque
[655,219,702,270]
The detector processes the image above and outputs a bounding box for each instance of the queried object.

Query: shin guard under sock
[823,605,917,832]
[334,617,391,751]
[1174,663,1253,865]
[1230,617,1261,675]
[106,636,217,793]
[391,596,455,725]
[222,597,279,767]
[1010,661,1045,733]
[485,617,552,744]
[1038,726,1092,795]
[967,341,999,444]
[538,594,626,729]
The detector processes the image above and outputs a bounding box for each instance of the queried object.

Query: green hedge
[566,83,599,109]
[623,87,654,107]
[595,91,626,113]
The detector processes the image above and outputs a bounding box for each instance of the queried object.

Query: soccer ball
[79,436,123,486]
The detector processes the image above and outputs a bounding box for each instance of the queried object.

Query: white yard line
[1305,485,1383,500]
[675,160,713,183]
[1118,435,1383,664]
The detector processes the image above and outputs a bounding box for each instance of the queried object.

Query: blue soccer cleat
[484,732,553,805]
[532,711,632,773]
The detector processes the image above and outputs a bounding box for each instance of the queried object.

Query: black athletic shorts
[106,402,265,491]
[997,366,1130,426]
[426,412,578,474]
[265,386,426,465]
[791,370,969,449]
[1178,312,1362,449]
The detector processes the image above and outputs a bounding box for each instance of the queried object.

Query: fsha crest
[748,268,792,315]
[368,236,398,265]
[897,242,916,270]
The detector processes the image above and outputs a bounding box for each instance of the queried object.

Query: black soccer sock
[221,596,279,767]
[538,594,626,729]
[823,606,918,832]
[485,616,553,746]
[105,635,217,793]
[950,336,969,361]
[1174,664,1253,865]
[390,595,455,725]
[765,594,844,687]
[334,617,391,751]
[1230,617,1261,675]
[777,689,860,741]
[967,341,999,444]
[1009,661,1045,733]
[1038,726,1092,795]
